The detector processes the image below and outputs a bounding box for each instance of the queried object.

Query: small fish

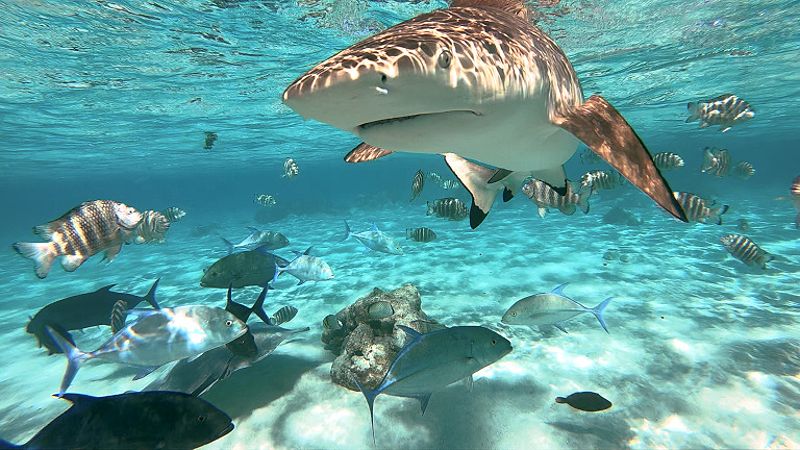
[426,198,467,221]
[204,131,218,150]
[522,179,590,218]
[0,391,234,450]
[46,305,247,395]
[367,301,394,320]
[428,172,442,184]
[322,314,343,330]
[673,192,729,224]
[687,94,755,132]
[271,305,298,325]
[733,161,755,179]
[720,234,774,269]
[406,227,437,242]
[736,218,750,232]
[131,210,170,244]
[26,280,161,355]
[255,194,277,206]
[440,179,461,190]
[274,247,334,285]
[160,206,187,223]
[410,170,425,201]
[222,227,289,253]
[283,158,300,178]
[579,148,602,165]
[792,176,800,228]
[555,392,612,412]
[201,249,289,288]
[110,300,128,334]
[355,325,512,443]
[700,147,731,177]
[580,170,622,192]
[501,283,612,333]
[652,152,685,170]
[341,221,403,255]
[13,200,143,278]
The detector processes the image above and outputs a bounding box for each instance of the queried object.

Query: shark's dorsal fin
[449,0,528,20]
[344,143,393,163]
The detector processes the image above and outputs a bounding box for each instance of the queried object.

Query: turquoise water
[1,0,799,448]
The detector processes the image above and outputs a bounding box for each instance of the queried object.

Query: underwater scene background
[1,0,799,448]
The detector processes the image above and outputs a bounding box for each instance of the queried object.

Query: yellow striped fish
[687,94,755,132]
[720,234,773,269]
[410,169,425,201]
[652,152,685,171]
[733,161,755,179]
[132,210,171,244]
[13,200,143,278]
[673,192,728,224]
[160,206,186,223]
[406,227,437,242]
[700,147,730,177]
[426,198,467,221]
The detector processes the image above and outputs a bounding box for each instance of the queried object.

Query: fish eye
[438,50,452,68]
[225,320,233,327]
[197,415,206,423]
[491,339,497,346]
[511,312,517,317]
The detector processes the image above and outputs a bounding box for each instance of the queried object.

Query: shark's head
[282,8,543,147]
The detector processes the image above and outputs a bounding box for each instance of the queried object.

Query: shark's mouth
[357,110,480,131]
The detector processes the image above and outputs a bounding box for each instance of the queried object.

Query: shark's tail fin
[221,237,235,255]
[12,242,55,279]
[144,278,161,309]
[46,325,90,396]
[443,153,502,229]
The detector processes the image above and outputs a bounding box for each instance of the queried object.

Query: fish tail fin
[144,278,161,309]
[221,237,234,255]
[251,285,272,325]
[45,325,89,396]
[577,186,591,214]
[12,242,55,279]
[340,220,351,242]
[686,102,700,122]
[591,297,613,334]
[443,152,501,229]
[426,201,434,216]
[761,254,775,270]
[353,377,379,445]
[0,439,21,449]
[711,204,730,225]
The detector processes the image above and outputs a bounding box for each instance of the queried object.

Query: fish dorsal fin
[449,0,528,20]
[97,284,117,293]
[246,226,260,233]
[58,393,95,405]
[303,246,313,256]
[396,325,423,341]
[344,142,393,163]
[551,283,569,296]
[370,223,379,232]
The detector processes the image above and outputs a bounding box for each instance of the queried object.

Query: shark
[282,0,688,228]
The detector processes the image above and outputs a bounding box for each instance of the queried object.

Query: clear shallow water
[1,0,799,448]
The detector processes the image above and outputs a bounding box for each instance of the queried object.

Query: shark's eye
[438,50,452,68]
[380,73,387,83]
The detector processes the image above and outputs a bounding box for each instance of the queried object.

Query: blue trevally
[341,220,403,255]
[501,283,612,333]
[221,227,289,254]
[46,305,247,395]
[273,246,334,285]
[356,325,512,443]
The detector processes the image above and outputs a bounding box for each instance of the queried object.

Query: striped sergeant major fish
[13,200,143,279]
[720,234,774,270]
[410,169,425,201]
[522,178,590,218]
[687,94,755,132]
[283,158,300,178]
[733,161,755,179]
[406,227,437,242]
[652,152,685,171]
[791,176,800,228]
[701,147,731,177]
[426,197,468,221]
[580,170,623,192]
[132,210,171,244]
[673,192,729,224]
[160,206,186,223]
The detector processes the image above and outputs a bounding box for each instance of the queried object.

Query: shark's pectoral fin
[344,142,393,163]
[531,166,567,189]
[553,95,688,222]
[443,153,502,229]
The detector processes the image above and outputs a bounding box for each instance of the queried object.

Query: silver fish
[222,227,290,253]
[406,227,437,242]
[652,152,685,171]
[792,176,800,228]
[701,147,731,177]
[274,247,334,285]
[356,325,511,442]
[720,234,774,269]
[13,200,143,278]
[411,170,425,201]
[733,161,755,179]
[426,198,467,221]
[522,179,590,218]
[687,94,755,132]
[341,221,403,255]
[132,210,170,244]
[673,192,729,224]
[283,158,300,178]
[501,283,612,333]
[46,305,247,395]
[255,194,277,206]
[579,170,623,192]
[160,206,187,223]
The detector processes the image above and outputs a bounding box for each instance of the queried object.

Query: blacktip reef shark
[282,0,688,228]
